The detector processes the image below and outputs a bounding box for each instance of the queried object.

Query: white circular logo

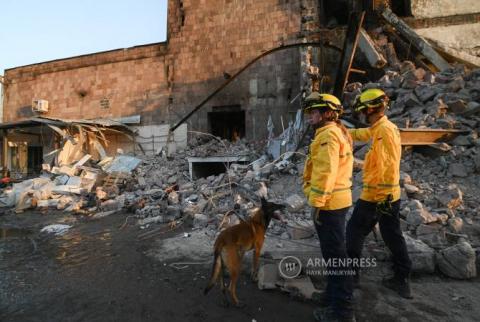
[278,256,302,279]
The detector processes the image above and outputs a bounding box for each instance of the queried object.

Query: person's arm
[349,128,371,142]
[308,132,340,207]
[375,127,401,201]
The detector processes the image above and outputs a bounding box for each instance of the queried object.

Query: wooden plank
[381,8,451,71]
[399,128,470,146]
[333,11,366,99]
[358,28,387,68]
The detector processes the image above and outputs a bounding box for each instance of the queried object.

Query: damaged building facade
[1,0,479,177]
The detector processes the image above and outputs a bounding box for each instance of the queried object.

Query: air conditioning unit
[32,99,49,113]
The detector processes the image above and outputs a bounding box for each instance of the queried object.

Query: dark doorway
[391,0,411,17]
[208,105,245,141]
[27,146,43,176]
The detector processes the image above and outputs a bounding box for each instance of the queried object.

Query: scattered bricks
[447,99,467,114]
[436,241,477,279]
[436,184,463,209]
[448,217,464,233]
[285,194,305,212]
[414,85,437,103]
[404,233,435,274]
[449,163,468,177]
[257,264,280,290]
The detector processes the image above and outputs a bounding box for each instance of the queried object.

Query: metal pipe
[170,41,341,132]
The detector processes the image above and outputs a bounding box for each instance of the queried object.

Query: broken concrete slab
[416,224,447,249]
[52,185,85,195]
[257,264,280,290]
[102,155,142,174]
[40,224,71,236]
[278,276,320,300]
[404,233,436,273]
[449,163,468,177]
[285,194,305,212]
[436,241,477,279]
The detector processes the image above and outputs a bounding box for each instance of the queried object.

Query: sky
[0,0,168,74]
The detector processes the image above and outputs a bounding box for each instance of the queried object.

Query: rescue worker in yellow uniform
[303,93,355,322]
[346,89,413,299]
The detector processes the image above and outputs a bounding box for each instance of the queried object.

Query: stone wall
[410,0,480,19]
[3,0,315,141]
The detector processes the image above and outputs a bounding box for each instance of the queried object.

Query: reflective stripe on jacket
[349,116,401,202]
[303,123,353,210]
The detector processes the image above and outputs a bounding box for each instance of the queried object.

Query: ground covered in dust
[1,210,479,322]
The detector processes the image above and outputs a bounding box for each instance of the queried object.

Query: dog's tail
[203,248,222,295]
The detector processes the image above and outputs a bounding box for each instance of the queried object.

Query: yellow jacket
[303,123,353,210]
[349,116,401,202]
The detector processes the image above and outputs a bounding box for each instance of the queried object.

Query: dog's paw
[219,298,230,308]
[235,301,246,309]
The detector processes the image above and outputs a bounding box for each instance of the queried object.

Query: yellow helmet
[304,92,342,113]
[354,89,388,113]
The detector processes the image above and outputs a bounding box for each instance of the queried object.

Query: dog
[203,197,285,307]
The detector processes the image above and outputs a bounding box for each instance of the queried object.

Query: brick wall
[3,0,318,141]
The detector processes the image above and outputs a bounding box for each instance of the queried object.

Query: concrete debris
[404,233,436,274]
[436,184,463,209]
[436,241,477,279]
[406,200,438,227]
[447,217,464,234]
[278,276,320,300]
[287,224,315,240]
[257,264,280,290]
[416,224,447,249]
[285,194,305,212]
[40,224,71,236]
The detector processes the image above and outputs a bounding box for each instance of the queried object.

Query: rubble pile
[342,62,480,280]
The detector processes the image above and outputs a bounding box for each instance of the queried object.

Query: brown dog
[204,198,285,307]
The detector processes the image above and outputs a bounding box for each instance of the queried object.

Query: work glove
[376,194,393,217]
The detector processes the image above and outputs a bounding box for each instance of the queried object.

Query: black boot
[311,291,331,307]
[353,271,361,289]
[382,276,413,299]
